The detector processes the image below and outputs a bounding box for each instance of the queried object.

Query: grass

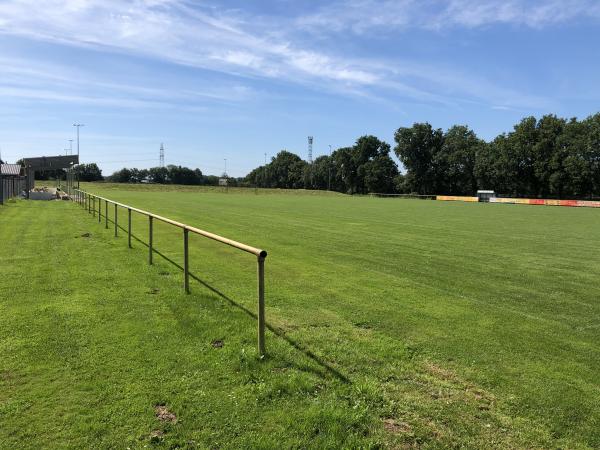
[1,183,599,448]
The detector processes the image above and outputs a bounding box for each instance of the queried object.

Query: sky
[1,0,600,177]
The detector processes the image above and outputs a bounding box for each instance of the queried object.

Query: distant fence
[73,189,268,356]
[369,193,437,200]
[434,195,600,208]
[436,195,479,202]
[489,197,600,208]
[0,176,27,204]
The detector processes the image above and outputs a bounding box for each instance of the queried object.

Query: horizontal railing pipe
[74,190,266,258]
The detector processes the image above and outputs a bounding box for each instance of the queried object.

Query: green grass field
[1,183,599,448]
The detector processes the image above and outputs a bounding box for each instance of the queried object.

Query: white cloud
[0,0,568,110]
[299,0,600,32]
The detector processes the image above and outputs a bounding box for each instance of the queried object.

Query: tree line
[107,165,237,186]
[245,135,398,194]
[245,113,600,198]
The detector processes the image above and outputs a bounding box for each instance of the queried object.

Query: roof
[477,190,495,194]
[22,155,79,169]
[1,164,22,176]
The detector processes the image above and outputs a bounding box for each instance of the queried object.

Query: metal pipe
[184,228,189,293]
[257,256,266,356]
[128,208,132,248]
[149,216,153,265]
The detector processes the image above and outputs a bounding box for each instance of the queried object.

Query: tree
[147,166,169,184]
[264,151,307,188]
[435,125,481,195]
[394,123,444,194]
[311,155,333,190]
[75,163,103,182]
[360,153,398,193]
[166,165,203,185]
[330,147,355,193]
[110,168,133,183]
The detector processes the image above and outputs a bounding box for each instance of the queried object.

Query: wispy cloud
[0,0,573,110]
[0,54,256,111]
[298,0,600,33]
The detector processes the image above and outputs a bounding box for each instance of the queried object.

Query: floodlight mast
[263,153,267,188]
[73,123,84,188]
[328,144,332,191]
[73,123,84,157]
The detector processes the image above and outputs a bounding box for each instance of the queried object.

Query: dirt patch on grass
[424,362,457,382]
[0,370,14,382]
[77,233,91,238]
[147,288,160,295]
[211,339,224,348]
[149,430,164,442]
[383,418,412,434]
[154,405,177,424]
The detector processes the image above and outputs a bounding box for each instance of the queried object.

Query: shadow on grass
[94,212,350,384]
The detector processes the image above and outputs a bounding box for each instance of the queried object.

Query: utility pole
[328,144,332,191]
[224,158,227,176]
[73,124,84,189]
[308,136,314,188]
[160,143,165,167]
[263,152,267,188]
[69,139,73,155]
[73,123,84,157]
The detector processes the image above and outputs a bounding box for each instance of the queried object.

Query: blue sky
[1,0,600,177]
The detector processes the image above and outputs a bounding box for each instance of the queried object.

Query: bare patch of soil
[149,430,164,442]
[383,418,412,434]
[154,404,177,424]
[211,339,224,348]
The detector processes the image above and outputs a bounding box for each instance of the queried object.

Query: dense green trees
[74,163,103,181]
[107,165,205,185]
[246,136,399,194]
[395,114,600,198]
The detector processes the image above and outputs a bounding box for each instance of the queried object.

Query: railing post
[105,200,108,229]
[93,196,96,217]
[257,256,266,357]
[114,204,118,237]
[183,228,189,293]
[98,198,101,223]
[128,208,132,248]
[148,216,153,265]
